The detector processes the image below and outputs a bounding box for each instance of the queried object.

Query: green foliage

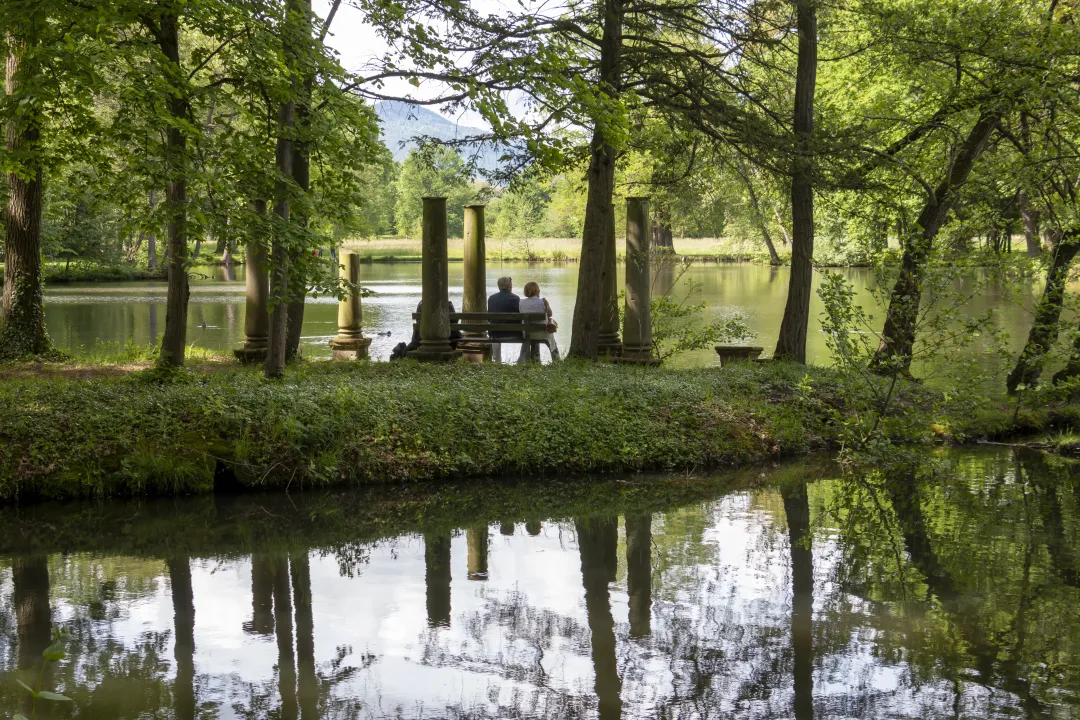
[394,146,476,237]
[12,626,73,719]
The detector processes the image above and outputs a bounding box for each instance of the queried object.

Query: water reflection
[1,449,1079,718]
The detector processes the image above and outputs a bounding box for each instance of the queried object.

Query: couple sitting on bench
[488,276,560,363]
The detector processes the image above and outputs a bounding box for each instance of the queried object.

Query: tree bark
[774,0,818,362]
[285,0,314,363]
[773,204,792,246]
[153,7,192,368]
[1007,235,1079,393]
[148,190,159,271]
[1,20,52,359]
[569,0,621,359]
[870,112,998,375]
[1018,192,1042,257]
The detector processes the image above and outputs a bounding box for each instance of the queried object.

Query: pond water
[1,446,1078,718]
[42,262,1034,367]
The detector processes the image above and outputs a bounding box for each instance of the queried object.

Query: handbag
[546,319,558,333]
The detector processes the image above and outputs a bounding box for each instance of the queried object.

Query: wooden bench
[410,312,552,360]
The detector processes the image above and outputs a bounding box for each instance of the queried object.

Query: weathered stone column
[467,526,489,580]
[598,203,622,358]
[328,251,371,360]
[413,197,457,362]
[461,204,490,362]
[619,197,658,365]
[625,514,652,638]
[234,242,270,364]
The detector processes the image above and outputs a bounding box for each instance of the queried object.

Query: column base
[234,344,268,364]
[411,340,459,362]
[459,339,493,363]
[613,345,660,366]
[329,335,371,360]
[598,335,623,360]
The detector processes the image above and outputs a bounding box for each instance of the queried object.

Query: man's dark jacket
[487,290,521,339]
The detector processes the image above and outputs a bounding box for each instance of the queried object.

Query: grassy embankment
[341,236,778,263]
[2,358,1075,502]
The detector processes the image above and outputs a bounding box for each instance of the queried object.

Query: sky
[314,0,505,130]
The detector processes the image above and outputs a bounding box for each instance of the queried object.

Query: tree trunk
[273,556,298,720]
[148,190,158,271]
[265,0,302,377]
[1006,236,1075,395]
[285,0,314,363]
[13,556,51,716]
[569,0,621,359]
[154,8,192,368]
[1018,192,1042,257]
[773,0,817,362]
[740,160,782,265]
[870,113,998,375]
[167,557,197,720]
[773,204,792,246]
[1,21,52,359]
[290,551,318,720]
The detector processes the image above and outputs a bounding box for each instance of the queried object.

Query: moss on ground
[0,359,1074,502]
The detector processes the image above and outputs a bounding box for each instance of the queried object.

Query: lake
[1,446,1077,718]
[41,262,1035,368]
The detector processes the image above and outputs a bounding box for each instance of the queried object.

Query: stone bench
[714,345,765,367]
[411,312,551,360]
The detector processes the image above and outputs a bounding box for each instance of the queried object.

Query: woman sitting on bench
[517,282,560,363]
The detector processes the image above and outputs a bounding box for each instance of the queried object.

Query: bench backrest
[410,311,546,335]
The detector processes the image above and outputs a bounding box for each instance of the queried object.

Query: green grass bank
[1,360,1076,502]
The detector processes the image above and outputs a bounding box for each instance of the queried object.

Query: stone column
[525,521,542,537]
[328,251,371,360]
[598,203,622,357]
[619,197,658,365]
[424,534,452,627]
[413,197,457,362]
[461,204,491,362]
[234,242,270,364]
[625,514,652,638]
[467,526,489,580]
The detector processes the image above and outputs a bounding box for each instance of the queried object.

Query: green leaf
[43,640,67,662]
[37,690,74,702]
[16,678,39,698]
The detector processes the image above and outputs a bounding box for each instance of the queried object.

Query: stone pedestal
[617,197,659,365]
[460,204,491,362]
[598,202,623,358]
[413,197,458,362]
[234,242,270,364]
[328,251,371,360]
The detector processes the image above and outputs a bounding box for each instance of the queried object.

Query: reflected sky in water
[1,447,1079,718]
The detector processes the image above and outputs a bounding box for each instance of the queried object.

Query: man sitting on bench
[487,276,521,363]
[405,299,462,354]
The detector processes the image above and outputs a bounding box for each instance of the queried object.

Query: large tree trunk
[870,113,998,375]
[154,8,192,368]
[13,556,51,716]
[167,557,197,720]
[265,0,302,377]
[569,0,621,359]
[773,0,817,362]
[1007,234,1079,393]
[285,0,314,363]
[1,21,52,359]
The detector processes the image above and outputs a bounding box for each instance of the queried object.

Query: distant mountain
[374,100,501,174]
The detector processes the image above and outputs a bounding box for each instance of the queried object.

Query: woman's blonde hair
[523,281,540,298]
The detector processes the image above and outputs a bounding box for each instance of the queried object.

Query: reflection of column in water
[246,554,275,635]
[167,557,196,720]
[290,551,318,720]
[525,521,542,537]
[467,526,489,580]
[782,485,814,720]
[500,521,515,536]
[424,534,452,627]
[576,517,622,720]
[13,555,52,713]
[625,514,652,638]
[272,556,298,720]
